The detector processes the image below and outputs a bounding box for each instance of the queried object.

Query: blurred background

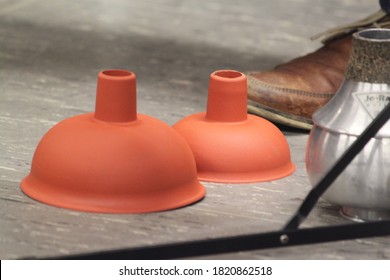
[0,0,382,259]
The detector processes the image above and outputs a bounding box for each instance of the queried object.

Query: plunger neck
[205,70,248,122]
[94,70,138,123]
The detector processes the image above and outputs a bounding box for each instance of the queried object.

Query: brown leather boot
[247,10,390,130]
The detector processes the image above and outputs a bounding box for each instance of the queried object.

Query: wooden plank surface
[1,0,389,259]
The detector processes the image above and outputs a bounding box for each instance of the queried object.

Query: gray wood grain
[1,0,388,259]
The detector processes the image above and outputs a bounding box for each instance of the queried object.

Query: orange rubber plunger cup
[173,70,295,183]
[21,69,205,213]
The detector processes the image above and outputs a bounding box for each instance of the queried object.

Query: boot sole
[247,100,313,131]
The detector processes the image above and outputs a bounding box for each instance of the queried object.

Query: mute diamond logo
[353,91,390,119]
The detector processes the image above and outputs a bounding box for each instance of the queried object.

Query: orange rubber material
[173,70,295,183]
[21,70,205,213]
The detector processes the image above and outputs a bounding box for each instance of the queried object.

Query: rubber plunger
[21,70,205,213]
[173,70,295,183]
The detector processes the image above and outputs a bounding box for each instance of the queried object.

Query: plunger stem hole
[213,70,243,79]
[101,70,134,78]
